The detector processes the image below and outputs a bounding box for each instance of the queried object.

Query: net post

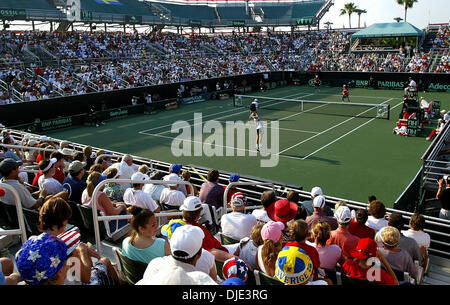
[233,94,236,107]
[387,104,390,120]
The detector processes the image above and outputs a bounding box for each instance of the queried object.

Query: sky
[321,0,450,30]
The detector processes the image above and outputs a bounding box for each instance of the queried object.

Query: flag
[94,0,122,5]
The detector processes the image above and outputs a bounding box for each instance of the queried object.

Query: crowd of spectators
[0,126,447,286]
[432,24,450,50]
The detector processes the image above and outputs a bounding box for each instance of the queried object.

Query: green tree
[340,2,357,28]
[354,9,367,28]
[396,0,418,22]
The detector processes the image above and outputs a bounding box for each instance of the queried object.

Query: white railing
[0,182,28,244]
[91,179,194,255]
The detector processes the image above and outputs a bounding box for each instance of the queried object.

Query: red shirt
[342,259,396,285]
[32,170,43,187]
[36,154,44,163]
[222,186,238,205]
[185,221,228,253]
[343,88,349,97]
[348,220,376,240]
[53,168,65,184]
[285,241,321,280]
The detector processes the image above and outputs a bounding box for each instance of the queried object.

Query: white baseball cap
[313,195,326,209]
[131,172,149,182]
[179,196,203,212]
[335,206,352,224]
[58,148,74,156]
[311,186,323,197]
[164,173,181,187]
[170,225,205,259]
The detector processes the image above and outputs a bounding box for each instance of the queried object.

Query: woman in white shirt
[366,200,389,232]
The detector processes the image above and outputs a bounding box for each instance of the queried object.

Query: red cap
[267,199,298,223]
[349,238,378,259]
[0,188,5,197]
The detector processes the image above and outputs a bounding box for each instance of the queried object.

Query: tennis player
[250,111,264,152]
[249,98,259,115]
[314,75,320,93]
[342,85,350,103]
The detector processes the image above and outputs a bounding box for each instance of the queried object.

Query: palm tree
[340,2,357,29]
[396,0,418,22]
[354,9,367,28]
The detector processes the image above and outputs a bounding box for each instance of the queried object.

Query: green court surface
[46,86,450,207]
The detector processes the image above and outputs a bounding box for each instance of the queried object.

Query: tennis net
[233,94,390,120]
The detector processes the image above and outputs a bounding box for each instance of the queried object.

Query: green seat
[77,204,107,237]
[1,202,19,228]
[22,207,41,236]
[216,260,224,279]
[112,247,147,285]
[254,270,283,285]
[341,273,382,285]
[220,232,239,245]
[67,200,85,229]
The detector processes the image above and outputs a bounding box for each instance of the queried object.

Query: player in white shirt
[249,100,263,152]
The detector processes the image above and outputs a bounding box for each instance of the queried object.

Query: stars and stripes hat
[230,192,247,208]
[58,230,81,256]
[222,257,248,282]
[15,233,68,285]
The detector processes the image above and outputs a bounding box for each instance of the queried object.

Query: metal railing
[90,179,194,256]
[0,182,28,244]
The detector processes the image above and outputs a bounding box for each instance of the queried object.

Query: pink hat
[261,221,285,242]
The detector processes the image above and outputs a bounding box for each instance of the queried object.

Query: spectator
[311,222,346,270]
[143,170,165,203]
[38,197,72,236]
[437,186,450,220]
[267,199,298,241]
[83,146,94,170]
[182,169,198,196]
[123,172,160,212]
[305,195,338,232]
[255,221,284,276]
[0,257,20,285]
[137,164,150,176]
[0,158,48,209]
[49,151,66,184]
[122,206,170,264]
[368,195,377,204]
[103,167,125,202]
[375,212,424,267]
[341,238,398,285]
[366,200,389,232]
[220,192,257,240]
[285,219,321,280]
[223,173,240,205]
[81,171,128,232]
[199,169,224,209]
[180,196,231,260]
[167,164,187,196]
[234,224,264,270]
[160,173,186,209]
[61,160,87,203]
[301,186,333,216]
[327,206,360,258]
[378,226,418,280]
[136,225,217,285]
[222,257,249,283]
[37,158,65,196]
[274,246,328,285]
[88,164,103,175]
[252,190,276,225]
[348,208,376,239]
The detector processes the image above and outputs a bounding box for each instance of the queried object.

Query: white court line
[277,98,395,156]
[142,92,314,137]
[302,100,403,160]
[308,92,395,99]
[137,87,308,134]
[214,121,320,134]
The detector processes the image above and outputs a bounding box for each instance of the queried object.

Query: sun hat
[348,238,378,260]
[311,186,323,197]
[230,192,247,208]
[164,173,181,187]
[58,148,74,157]
[170,164,183,174]
[131,172,149,182]
[261,221,285,242]
[229,174,240,182]
[161,219,187,239]
[28,139,39,147]
[15,233,68,285]
[170,225,204,260]
[57,230,81,256]
[275,246,313,285]
[334,206,352,224]
[222,257,248,282]
[380,226,401,248]
[313,195,326,209]
[179,196,203,212]
[68,160,86,173]
[267,199,297,223]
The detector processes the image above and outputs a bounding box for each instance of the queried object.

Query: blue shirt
[62,176,87,203]
[5,150,21,162]
[122,237,166,264]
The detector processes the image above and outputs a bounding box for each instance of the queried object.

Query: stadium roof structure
[351,22,424,39]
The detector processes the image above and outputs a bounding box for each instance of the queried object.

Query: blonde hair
[138,164,149,175]
[105,167,118,179]
[86,172,102,197]
[312,222,331,246]
[334,200,347,212]
[83,146,92,158]
[381,226,400,249]
[88,164,103,175]
[250,224,264,247]
[262,239,283,271]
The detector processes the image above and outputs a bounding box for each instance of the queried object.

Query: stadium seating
[0,0,58,10]
[112,246,148,285]
[216,6,249,20]
[158,3,216,20]
[80,0,157,17]
[253,269,284,285]
[259,6,293,20]
[291,1,326,18]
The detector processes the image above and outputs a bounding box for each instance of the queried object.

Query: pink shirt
[312,243,342,270]
[326,227,360,258]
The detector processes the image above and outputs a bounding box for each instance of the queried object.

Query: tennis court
[45,85,450,207]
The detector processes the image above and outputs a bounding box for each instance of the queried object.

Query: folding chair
[219,232,240,245]
[254,270,283,285]
[112,247,148,285]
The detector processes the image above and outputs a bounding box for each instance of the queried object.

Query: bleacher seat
[0,202,19,229]
[291,1,326,18]
[22,207,41,236]
[219,232,239,245]
[112,246,147,285]
[0,0,58,10]
[80,0,156,17]
[260,6,292,20]
[217,6,248,20]
[158,3,216,20]
[254,269,283,285]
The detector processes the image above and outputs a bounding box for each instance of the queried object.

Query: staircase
[143,1,171,21]
[422,255,450,285]
[214,6,221,22]
[56,21,72,32]
[33,46,59,67]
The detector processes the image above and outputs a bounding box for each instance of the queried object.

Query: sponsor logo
[41,118,73,131]
[428,83,450,91]
[109,109,128,117]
